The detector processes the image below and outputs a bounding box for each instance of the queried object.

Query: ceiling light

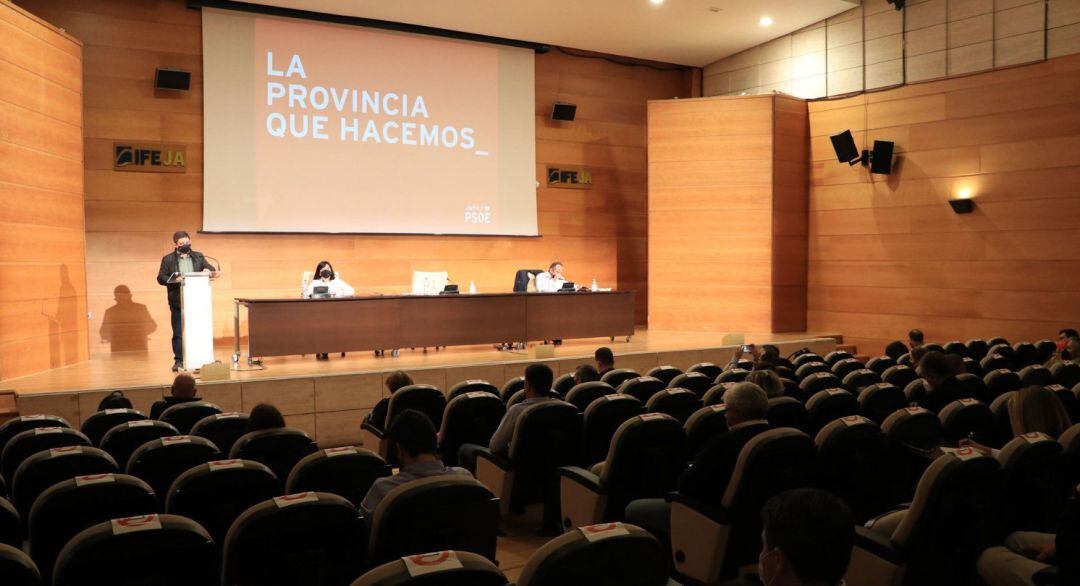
[650,0,664,5]
[759,15,774,26]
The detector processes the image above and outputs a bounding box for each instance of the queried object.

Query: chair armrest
[665,491,729,525]
[360,421,386,439]
[854,526,906,565]
[863,504,910,528]
[557,466,605,493]
[1032,567,1059,586]
[474,447,512,471]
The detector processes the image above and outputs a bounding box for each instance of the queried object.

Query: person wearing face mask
[752,488,854,586]
[156,230,216,372]
[304,260,356,360]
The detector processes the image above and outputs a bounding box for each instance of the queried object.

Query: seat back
[438,393,506,467]
[881,406,943,451]
[286,447,391,507]
[881,365,918,389]
[956,372,989,403]
[686,363,722,381]
[815,416,898,523]
[703,383,735,407]
[717,368,750,384]
[598,414,686,519]
[0,416,70,459]
[79,409,146,446]
[564,381,616,413]
[617,376,666,404]
[600,369,639,388]
[961,357,984,378]
[223,492,366,586]
[799,372,842,400]
[190,411,250,456]
[943,341,968,357]
[500,377,525,402]
[100,420,180,471]
[794,362,829,381]
[989,391,1016,448]
[980,353,1012,373]
[507,389,562,407]
[506,402,582,508]
[1035,339,1057,363]
[53,514,216,585]
[27,474,156,581]
[229,428,319,487]
[766,397,808,431]
[11,447,118,518]
[387,385,447,430]
[1,427,91,485]
[581,395,643,465]
[644,389,700,425]
[831,358,864,380]
[0,497,17,548]
[166,459,280,544]
[865,356,896,375]
[842,368,881,393]
[447,380,499,401]
[1060,423,1080,492]
[1051,361,1080,388]
[126,435,221,497]
[684,405,729,459]
[998,433,1067,533]
[517,523,668,586]
[938,399,995,445]
[0,543,39,586]
[369,476,498,566]
[512,269,543,293]
[352,550,507,586]
[667,372,712,397]
[1018,365,1054,387]
[805,389,859,435]
[825,350,854,367]
[1012,342,1041,368]
[903,378,929,403]
[551,374,577,396]
[857,383,907,425]
[966,339,990,360]
[792,353,824,368]
[160,401,222,434]
[984,369,1021,401]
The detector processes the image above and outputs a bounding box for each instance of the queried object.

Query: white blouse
[304,277,355,298]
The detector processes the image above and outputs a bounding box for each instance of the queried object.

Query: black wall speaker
[949,199,974,214]
[870,140,894,174]
[829,130,860,164]
[551,102,577,121]
[155,68,191,91]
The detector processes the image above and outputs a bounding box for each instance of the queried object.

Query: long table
[233,291,635,360]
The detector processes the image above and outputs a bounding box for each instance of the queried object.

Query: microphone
[203,255,222,272]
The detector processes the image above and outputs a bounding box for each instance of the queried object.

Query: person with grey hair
[625,382,772,546]
[746,369,785,398]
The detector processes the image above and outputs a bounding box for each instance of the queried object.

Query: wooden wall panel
[807,53,1080,355]
[15,0,692,357]
[0,0,87,381]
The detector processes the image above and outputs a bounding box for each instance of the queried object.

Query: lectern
[181,272,215,370]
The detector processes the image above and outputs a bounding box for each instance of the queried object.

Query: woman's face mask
[320,268,333,279]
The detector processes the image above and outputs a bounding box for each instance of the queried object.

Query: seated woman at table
[305,260,355,360]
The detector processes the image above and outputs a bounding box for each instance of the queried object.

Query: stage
[3,329,840,448]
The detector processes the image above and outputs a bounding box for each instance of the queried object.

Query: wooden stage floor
[4,329,839,396]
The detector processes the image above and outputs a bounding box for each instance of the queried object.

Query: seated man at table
[458,364,556,470]
[535,261,568,293]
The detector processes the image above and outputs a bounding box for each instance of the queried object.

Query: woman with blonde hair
[746,368,785,398]
[962,385,1072,456]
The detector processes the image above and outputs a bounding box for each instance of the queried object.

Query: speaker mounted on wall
[551,102,577,121]
[155,68,191,91]
[829,130,861,165]
[869,140,894,174]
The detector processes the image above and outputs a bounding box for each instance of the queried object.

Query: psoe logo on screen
[113,142,187,173]
[464,203,492,224]
[547,166,592,189]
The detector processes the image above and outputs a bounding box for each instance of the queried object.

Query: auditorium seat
[1059,423,1080,491]
[367,476,498,567]
[223,492,366,586]
[766,397,809,431]
[686,362,722,381]
[11,447,118,518]
[447,380,499,401]
[474,401,580,528]
[989,336,1010,348]
[500,376,524,402]
[286,447,390,508]
[805,388,859,435]
[842,368,882,394]
[942,341,967,357]
[564,381,616,412]
[644,389,700,424]
[984,368,1022,401]
[1,427,91,486]
[1012,342,1041,368]
[702,383,734,407]
[506,389,561,407]
[815,415,898,523]
[581,395,643,465]
[166,459,279,544]
[0,544,39,586]
[100,420,180,472]
[794,361,830,381]
[799,372,843,400]
[989,343,1017,368]
[792,353,824,368]
[559,414,685,529]
[956,372,989,403]
[517,523,668,586]
[903,379,929,403]
[881,406,942,451]
[966,339,990,360]
[775,365,797,381]
[126,435,221,498]
[230,428,319,488]
[351,551,507,586]
[897,353,913,366]
[617,376,666,404]
[79,409,146,446]
[938,399,995,446]
[1019,364,1054,387]
[989,391,1016,448]
[666,372,712,397]
[848,449,1003,586]
[997,432,1067,534]
[830,358,864,380]
[27,474,157,581]
[961,357,984,378]
[551,374,576,397]
[780,377,800,398]
[437,392,506,467]
[600,369,639,388]
[0,416,70,460]
[715,368,750,384]
[922,343,945,354]
[881,365,919,390]
[1051,360,1080,388]
[362,385,446,462]
[684,405,728,460]
[1035,339,1057,363]
[734,358,755,371]
[857,383,907,425]
[865,356,896,376]
[669,428,816,583]
[52,514,216,586]
[646,365,682,386]
[824,350,854,367]
[160,401,222,434]
[981,353,1012,373]
[191,411,250,456]
[0,497,17,547]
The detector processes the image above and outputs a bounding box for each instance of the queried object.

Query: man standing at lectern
[157,231,214,372]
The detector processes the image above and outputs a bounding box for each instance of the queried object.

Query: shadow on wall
[99,284,157,353]
[45,264,82,368]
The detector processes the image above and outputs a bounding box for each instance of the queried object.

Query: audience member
[916,351,968,413]
[359,409,471,516]
[457,364,556,470]
[909,345,928,367]
[1059,328,1079,343]
[728,344,761,370]
[573,364,600,385]
[150,373,199,419]
[365,371,414,431]
[963,386,1073,456]
[1047,335,1080,368]
[884,340,909,360]
[97,390,132,411]
[595,347,615,376]
[908,329,925,350]
[755,344,781,370]
[747,369,784,398]
[247,403,286,432]
[977,483,1080,586]
[754,488,855,586]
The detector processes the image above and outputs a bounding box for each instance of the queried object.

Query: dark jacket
[157,250,212,308]
[917,375,970,414]
[368,398,391,431]
[678,421,773,504]
[150,395,200,420]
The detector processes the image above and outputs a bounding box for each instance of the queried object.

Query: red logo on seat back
[162,436,191,445]
[34,427,63,434]
[208,459,244,471]
[111,514,162,534]
[403,551,463,576]
[50,446,83,457]
[75,473,115,487]
[580,522,630,542]
[273,492,319,508]
[128,420,155,427]
[217,412,242,419]
[325,446,357,457]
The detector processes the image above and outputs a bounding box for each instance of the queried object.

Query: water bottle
[469,280,477,294]
[591,278,598,291]
[301,276,309,298]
